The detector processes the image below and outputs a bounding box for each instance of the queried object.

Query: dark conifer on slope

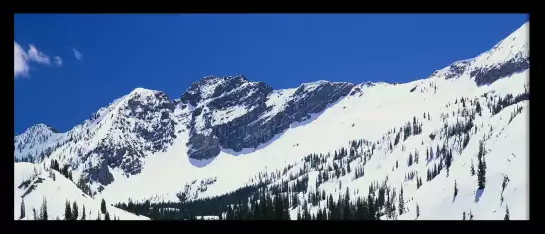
[81,205,86,220]
[399,186,405,215]
[477,141,487,189]
[72,201,79,220]
[20,199,26,219]
[65,200,72,220]
[416,204,420,219]
[454,180,458,198]
[470,159,476,176]
[426,148,429,162]
[445,148,452,176]
[504,205,510,220]
[39,197,48,220]
[101,198,107,214]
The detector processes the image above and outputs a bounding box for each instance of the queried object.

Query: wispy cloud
[53,56,63,66]
[14,42,29,78]
[14,41,62,79]
[73,48,83,60]
[27,44,51,65]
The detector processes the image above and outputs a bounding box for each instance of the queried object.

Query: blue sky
[14,14,528,135]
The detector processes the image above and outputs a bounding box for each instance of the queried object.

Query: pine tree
[105,212,111,220]
[445,149,452,176]
[20,199,26,220]
[504,205,510,220]
[470,159,476,176]
[316,208,323,220]
[416,204,420,219]
[426,148,429,162]
[72,201,79,220]
[463,211,466,220]
[367,194,375,220]
[81,205,86,220]
[477,141,487,189]
[398,186,404,215]
[396,160,399,169]
[469,210,474,220]
[101,198,107,214]
[291,193,299,208]
[40,197,48,220]
[427,169,431,182]
[65,200,72,220]
[97,213,101,220]
[454,180,458,198]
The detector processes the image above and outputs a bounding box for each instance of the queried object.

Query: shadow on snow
[474,188,484,203]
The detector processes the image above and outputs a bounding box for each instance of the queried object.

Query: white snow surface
[14,22,529,220]
[99,67,528,219]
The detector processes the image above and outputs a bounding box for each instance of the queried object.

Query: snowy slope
[14,162,149,220]
[14,22,529,220]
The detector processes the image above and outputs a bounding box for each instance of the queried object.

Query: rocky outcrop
[76,88,177,185]
[181,76,354,160]
[471,57,529,86]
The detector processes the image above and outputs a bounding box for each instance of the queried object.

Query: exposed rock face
[443,61,471,80]
[471,57,529,86]
[79,89,177,185]
[181,76,354,160]
[86,159,115,186]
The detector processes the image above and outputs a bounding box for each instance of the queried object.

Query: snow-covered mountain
[14,21,529,220]
[14,162,149,220]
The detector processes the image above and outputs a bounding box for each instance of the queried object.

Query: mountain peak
[14,123,64,162]
[24,123,59,134]
[181,74,263,107]
[427,21,529,84]
[128,87,162,97]
[195,75,248,86]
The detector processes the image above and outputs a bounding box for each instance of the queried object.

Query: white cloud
[54,56,63,66]
[73,48,83,60]
[14,42,29,78]
[14,41,62,79]
[27,44,51,65]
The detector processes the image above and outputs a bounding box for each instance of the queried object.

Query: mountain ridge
[17,21,529,138]
[14,21,529,220]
